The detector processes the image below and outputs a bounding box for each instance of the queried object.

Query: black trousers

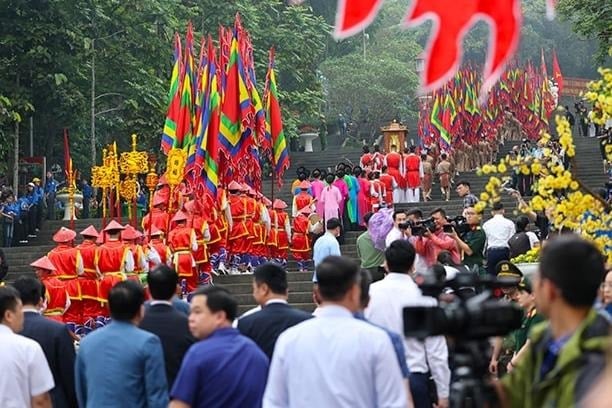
[409,372,434,408]
[486,247,510,276]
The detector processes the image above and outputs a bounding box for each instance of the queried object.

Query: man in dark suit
[140,265,195,389]
[237,263,312,359]
[13,276,78,408]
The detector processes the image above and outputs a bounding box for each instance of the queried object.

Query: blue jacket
[75,321,169,408]
[45,178,58,194]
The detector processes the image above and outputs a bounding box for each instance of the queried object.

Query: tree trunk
[13,73,20,197]
[91,39,96,165]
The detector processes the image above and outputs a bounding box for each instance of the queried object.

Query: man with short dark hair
[238,263,312,358]
[264,256,407,407]
[13,277,77,408]
[413,207,460,266]
[456,181,478,208]
[75,281,168,407]
[312,218,342,279]
[356,212,385,282]
[482,202,515,276]
[140,265,195,389]
[170,286,269,408]
[385,209,408,248]
[499,235,610,407]
[366,240,451,408]
[0,285,54,408]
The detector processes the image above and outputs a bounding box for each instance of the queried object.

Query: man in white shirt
[0,286,54,408]
[385,210,408,248]
[264,256,407,408]
[366,240,451,408]
[482,202,516,276]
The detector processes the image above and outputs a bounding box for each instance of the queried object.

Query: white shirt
[386,230,429,274]
[482,214,516,248]
[264,305,407,408]
[0,324,55,407]
[526,231,539,248]
[365,273,451,398]
[385,227,403,248]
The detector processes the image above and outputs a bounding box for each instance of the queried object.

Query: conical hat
[299,206,313,215]
[153,194,166,207]
[263,197,272,207]
[299,180,311,189]
[104,220,126,232]
[121,225,140,241]
[148,226,163,237]
[52,227,76,243]
[273,199,287,210]
[30,256,56,272]
[172,210,188,223]
[228,181,242,191]
[79,225,99,238]
[241,183,250,192]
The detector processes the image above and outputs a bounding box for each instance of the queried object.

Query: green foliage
[557,0,612,63]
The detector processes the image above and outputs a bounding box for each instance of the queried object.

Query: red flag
[334,0,384,38]
[552,50,563,97]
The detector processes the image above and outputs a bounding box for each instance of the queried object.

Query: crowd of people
[1,231,609,407]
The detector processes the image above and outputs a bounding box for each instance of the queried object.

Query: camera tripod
[449,340,499,408]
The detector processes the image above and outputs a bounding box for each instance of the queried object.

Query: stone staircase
[2,136,606,314]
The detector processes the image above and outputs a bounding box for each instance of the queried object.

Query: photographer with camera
[366,240,451,408]
[448,207,486,275]
[497,235,609,407]
[412,208,460,267]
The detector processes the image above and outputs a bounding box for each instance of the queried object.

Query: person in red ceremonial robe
[95,220,134,317]
[359,146,373,174]
[384,145,403,204]
[242,185,260,271]
[269,199,291,267]
[185,200,212,285]
[403,145,424,203]
[121,225,152,283]
[249,193,271,268]
[371,144,385,173]
[379,166,397,208]
[292,181,315,217]
[47,227,83,327]
[369,172,384,212]
[167,210,198,292]
[76,225,103,325]
[142,194,170,235]
[31,256,69,323]
[147,227,170,268]
[356,169,371,226]
[204,191,230,275]
[227,181,251,274]
[291,207,318,272]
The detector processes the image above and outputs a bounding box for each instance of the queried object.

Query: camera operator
[413,208,460,267]
[366,240,451,408]
[385,210,408,248]
[448,206,486,275]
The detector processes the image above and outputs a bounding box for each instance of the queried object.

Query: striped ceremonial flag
[202,47,222,197]
[264,49,289,183]
[161,34,182,154]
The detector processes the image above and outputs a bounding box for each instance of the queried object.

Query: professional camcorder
[442,215,470,235]
[398,217,435,235]
[403,273,523,407]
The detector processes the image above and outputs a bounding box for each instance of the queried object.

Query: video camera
[442,215,470,235]
[403,272,523,340]
[398,217,435,236]
[403,273,523,407]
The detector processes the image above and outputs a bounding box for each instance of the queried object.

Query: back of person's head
[0,285,21,326]
[539,235,605,307]
[326,218,341,231]
[254,263,288,295]
[192,285,237,322]
[325,174,335,184]
[407,208,423,220]
[437,250,456,267]
[108,281,145,322]
[315,256,360,301]
[13,277,43,306]
[441,153,447,160]
[492,202,504,212]
[515,215,530,232]
[430,264,447,283]
[363,212,374,226]
[362,145,370,154]
[384,240,416,273]
[358,269,372,309]
[147,265,178,301]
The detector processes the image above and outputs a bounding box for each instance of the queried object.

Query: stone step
[237,302,315,315]
[222,281,314,293]
[233,291,313,305]
[215,271,313,284]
